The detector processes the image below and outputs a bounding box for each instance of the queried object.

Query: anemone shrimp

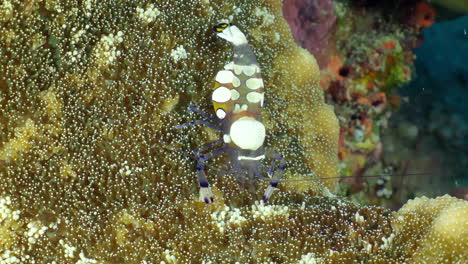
[174,23,285,204]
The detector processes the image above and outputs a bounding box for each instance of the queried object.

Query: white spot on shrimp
[230,89,240,101]
[232,75,241,87]
[233,64,243,75]
[215,25,248,46]
[233,104,248,113]
[233,64,258,76]
[212,86,231,103]
[246,78,263,90]
[224,62,234,70]
[215,70,234,84]
[238,154,265,161]
[230,117,265,150]
[243,64,258,76]
[216,108,226,119]
[246,91,264,104]
[223,134,231,143]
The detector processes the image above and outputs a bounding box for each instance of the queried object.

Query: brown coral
[0,0,339,262]
[1,0,464,263]
[392,195,468,263]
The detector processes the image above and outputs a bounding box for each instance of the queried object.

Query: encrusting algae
[0,0,466,263]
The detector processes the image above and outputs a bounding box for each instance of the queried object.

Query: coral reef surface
[0,0,466,263]
[0,0,337,262]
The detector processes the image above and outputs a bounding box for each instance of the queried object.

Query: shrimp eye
[213,23,229,33]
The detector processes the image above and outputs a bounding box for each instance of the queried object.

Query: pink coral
[283,0,337,68]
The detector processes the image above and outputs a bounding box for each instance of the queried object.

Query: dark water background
[390,15,468,200]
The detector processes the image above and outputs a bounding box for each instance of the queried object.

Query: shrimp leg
[263,152,286,203]
[196,145,229,203]
[172,119,222,131]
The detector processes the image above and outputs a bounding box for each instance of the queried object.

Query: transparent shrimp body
[174,23,285,203]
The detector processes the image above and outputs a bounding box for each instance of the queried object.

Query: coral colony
[283,0,440,207]
[0,0,466,263]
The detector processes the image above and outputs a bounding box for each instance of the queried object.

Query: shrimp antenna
[258,172,433,183]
